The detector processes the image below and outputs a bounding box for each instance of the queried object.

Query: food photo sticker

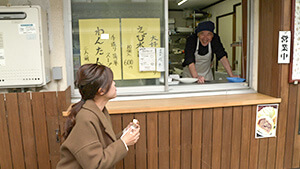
[255,104,279,139]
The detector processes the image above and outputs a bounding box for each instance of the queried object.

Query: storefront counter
[107,93,281,114]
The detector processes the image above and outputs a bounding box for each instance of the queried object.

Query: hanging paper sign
[156,48,165,72]
[139,47,156,71]
[255,104,279,138]
[278,31,291,64]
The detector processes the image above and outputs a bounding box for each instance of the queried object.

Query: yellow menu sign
[78,19,122,80]
[121,18,161,80]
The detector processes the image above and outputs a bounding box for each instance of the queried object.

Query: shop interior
[168,0,243,82]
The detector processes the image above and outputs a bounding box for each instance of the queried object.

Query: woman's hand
[121,124,140,146]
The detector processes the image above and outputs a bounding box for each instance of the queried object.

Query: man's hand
[197,76,205,84]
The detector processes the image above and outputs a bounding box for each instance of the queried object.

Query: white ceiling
[169,0,221,10]
[71,0,223,10]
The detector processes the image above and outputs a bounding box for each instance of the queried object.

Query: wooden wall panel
[6,93,25,169]
[32,92,51,169]
[0,89,69,169]
[158,112,170,169]
[249,106,259,169]
[181,110,192,169]
[0,94,13,169]
[147,112,158,169]
[230,106,242,169]
[191,109,202,169]
[212,108,222,169]
[257,138,268,169]
[1,87,299,169]
[267,138,277,169]
[170,110,181,169]
[135,113,147,169]
[44,92,61,169]
[292,85,300,168]
[258,0,281,97]
[221,107,232,169]
[202,109,213,169]
[285,84,298,168]
[122,114,136,169]
[110,115,124,169]
[240,106,251,169]
[18,93,38,169]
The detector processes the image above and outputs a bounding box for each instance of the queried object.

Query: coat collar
[82,100,116,141]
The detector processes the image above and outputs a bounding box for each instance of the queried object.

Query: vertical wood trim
[249,105,259,169]
[6,93,25,169]
[276,0,291,164]
[276,69,289,169]
[240,106,251,169]
[266,138,277,169]
[230,106,242,169]
[211,108,222,169]
[135,113,147,169]
[181,110,192,169]
[158,112,170,169]
[241,0,247,78]
[258,0,280,97]
[110,115,124,169]
[221,107,233,169]
[284,84,298,168]
[57,91,68,144]
[191,109,202,169]
[32,92,51,169]
[292,85,300,167]
[257,139,268,169]
[202,108,213,169]
[232,12,236,70]
[170,110,181,169]
[0,94,13,169]
[122,114,136,169]
[280,0,294,165]
[18,93,38,169]
[147,112,158,169]
[44,92,60,169]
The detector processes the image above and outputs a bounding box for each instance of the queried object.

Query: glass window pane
[71,0,166,88]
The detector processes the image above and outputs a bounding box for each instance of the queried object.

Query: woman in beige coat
[57,64,140,169]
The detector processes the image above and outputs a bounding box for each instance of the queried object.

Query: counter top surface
[107,93,281,114]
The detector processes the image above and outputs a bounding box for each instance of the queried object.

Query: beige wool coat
[56,100,127,169]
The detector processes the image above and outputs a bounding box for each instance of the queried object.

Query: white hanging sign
[156,48,165,72]
[139,47,156,71]
[278,31,291,64]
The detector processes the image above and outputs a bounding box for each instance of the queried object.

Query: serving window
[65,0,255,100]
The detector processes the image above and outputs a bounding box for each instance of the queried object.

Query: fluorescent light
[178,0,187,6]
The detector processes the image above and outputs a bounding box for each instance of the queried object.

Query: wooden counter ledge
[107,93,281,114]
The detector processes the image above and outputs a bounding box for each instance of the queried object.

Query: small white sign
[101,33,109,39]
[139,47,156,71]
[278,31,291,64]
[156,48,165,72]
[19,23,36,34]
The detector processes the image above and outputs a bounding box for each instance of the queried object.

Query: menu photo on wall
[255,104,279,138]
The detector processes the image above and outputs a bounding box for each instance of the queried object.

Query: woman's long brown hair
[63,64,113,140]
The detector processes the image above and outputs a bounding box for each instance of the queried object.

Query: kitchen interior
[168,0,243,83]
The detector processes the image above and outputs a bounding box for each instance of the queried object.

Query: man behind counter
[182,21,238,83]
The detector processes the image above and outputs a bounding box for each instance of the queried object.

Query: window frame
[64,0,257,102]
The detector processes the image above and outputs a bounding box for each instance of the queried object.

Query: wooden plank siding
[0,88,299,169]
[0,88,70,169]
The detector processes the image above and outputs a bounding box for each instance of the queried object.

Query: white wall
[0,0,68,92]
[204,0,241,24]
[203,0,242,76]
